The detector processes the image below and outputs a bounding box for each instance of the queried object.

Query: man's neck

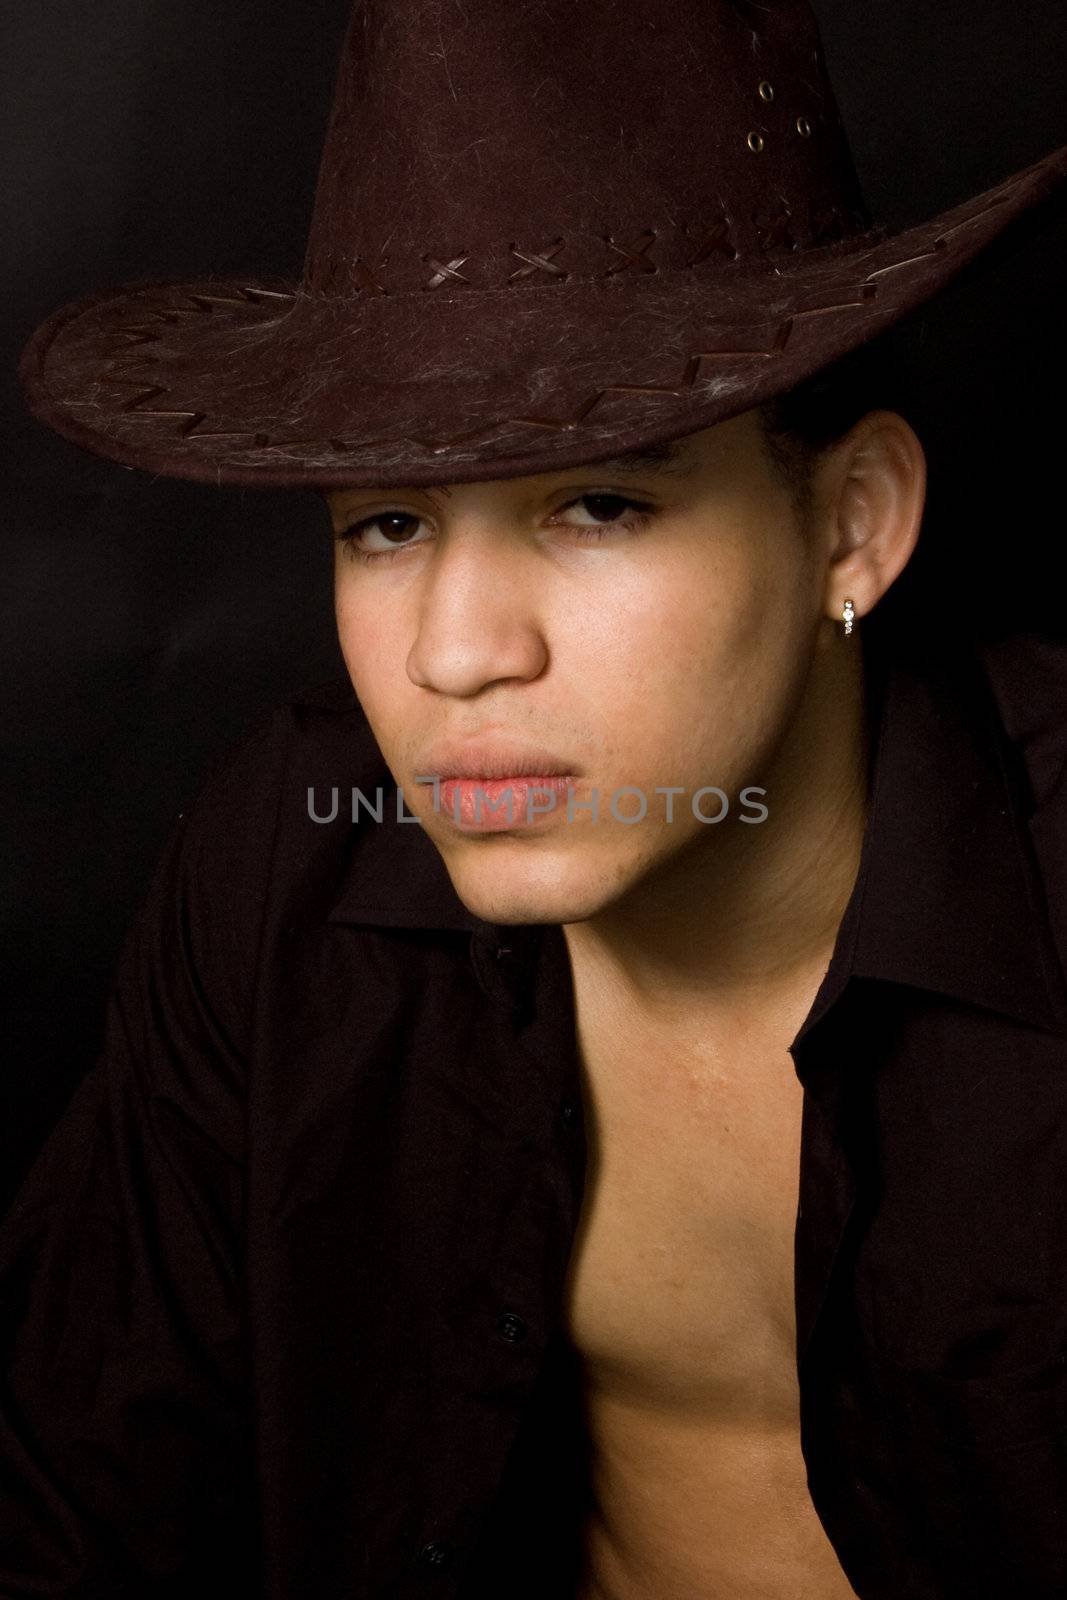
[561,634,873,1033]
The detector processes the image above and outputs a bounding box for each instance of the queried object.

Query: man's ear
[815,409,927,628]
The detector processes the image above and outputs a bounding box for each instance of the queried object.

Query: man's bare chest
[556,976,858,1596]
[560,1020,805,1420]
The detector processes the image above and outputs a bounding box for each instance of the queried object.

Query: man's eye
[337,511,430,562]
[556,492,656,542]
[563,492,649,527]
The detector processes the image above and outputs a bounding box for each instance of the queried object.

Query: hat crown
[302,0,872,299]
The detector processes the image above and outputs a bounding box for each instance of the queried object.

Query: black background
[3,0,1066,1212]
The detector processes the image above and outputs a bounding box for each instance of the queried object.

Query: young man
[321,392,916,1599]
[7,1,1067,1596]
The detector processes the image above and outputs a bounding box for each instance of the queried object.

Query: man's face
[326,408,829,926]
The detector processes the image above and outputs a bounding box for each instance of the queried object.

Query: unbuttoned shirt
[3,614,1067,1600]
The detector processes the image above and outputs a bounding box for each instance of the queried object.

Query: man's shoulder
[168,673,388,933]
[976,629,1067,992]
[186,673,384,821]
[975,628,1067,811]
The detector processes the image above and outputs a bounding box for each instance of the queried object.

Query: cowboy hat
[17,0,1067,491]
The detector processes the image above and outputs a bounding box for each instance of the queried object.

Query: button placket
[496,1309,529,1343]
[417,1538,451,1570]
[469,927,540,1016]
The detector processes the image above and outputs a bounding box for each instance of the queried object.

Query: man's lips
[430,774,578,829]
[408,737,584,829]
[413,738,580,782]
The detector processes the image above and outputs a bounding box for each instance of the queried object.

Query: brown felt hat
[18,0,1067,490]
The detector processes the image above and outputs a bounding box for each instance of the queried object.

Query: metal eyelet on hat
[796,116,812,137]
[758,80,774,102]
[747,131,765,153]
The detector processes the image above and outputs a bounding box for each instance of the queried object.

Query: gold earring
[842,598,855,636]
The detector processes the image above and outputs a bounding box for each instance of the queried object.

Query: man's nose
[404,528,549,697]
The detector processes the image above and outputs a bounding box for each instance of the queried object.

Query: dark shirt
[3,612,1067,1600]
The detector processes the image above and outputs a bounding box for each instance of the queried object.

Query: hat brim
[18,143,1067,490]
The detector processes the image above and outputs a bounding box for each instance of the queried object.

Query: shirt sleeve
[0,799,258,1598]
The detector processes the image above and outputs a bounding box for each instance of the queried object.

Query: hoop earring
[842,598,855,637]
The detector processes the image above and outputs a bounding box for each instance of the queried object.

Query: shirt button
[418,1540,451,1569]
[559,1097,578,1129]
[496,1310,528,1343]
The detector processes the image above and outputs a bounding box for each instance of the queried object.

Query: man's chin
[438,849,624,929]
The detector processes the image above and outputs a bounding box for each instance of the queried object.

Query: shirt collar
[314,620,1067,1036]
[797,612,1067,1043]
